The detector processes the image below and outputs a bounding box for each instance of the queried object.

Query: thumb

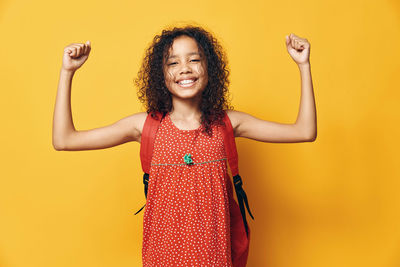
[285,35,290,47]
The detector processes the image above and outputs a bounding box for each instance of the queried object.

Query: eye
[191,59,200,62]
[168,62,177,66]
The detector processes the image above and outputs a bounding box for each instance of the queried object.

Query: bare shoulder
[127,111,148,142]
[224,109,243,137]
[130,111,148,132]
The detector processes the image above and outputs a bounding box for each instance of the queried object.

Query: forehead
[166,36,201,59]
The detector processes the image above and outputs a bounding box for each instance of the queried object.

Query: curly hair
[134,25,234,136]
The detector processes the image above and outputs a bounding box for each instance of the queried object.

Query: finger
[80,43,88,55]
[298,37,307,43]
[295,39,300,50]
[73,46,81,57]
[85,42,90,54]
[297,40,304,50]
[291,33,302,40]
[72,47,77,57]
[67,47,75,57]
[70,44,82,49]
[73,44,84,56]
[291,34,305,43]
[80,44,85,55]
[80,44,88,55]
[85,41,91,54]
[77,45,82,56]
[289,34,294,47]
[65,44,76,52]
[71,46,79,57]
[69,45,80,56]
[297,40,307,48]
[64,47,73,54]
[285,35,290,47]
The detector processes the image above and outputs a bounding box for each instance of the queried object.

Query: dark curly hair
[134,25,234,136]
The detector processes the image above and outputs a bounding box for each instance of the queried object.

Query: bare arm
[226,33,317,143]
[294,62,317,140]
[52,68,147,151]
[227,109,313,143]
[52,41,147,151]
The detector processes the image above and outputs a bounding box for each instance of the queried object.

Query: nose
[179,62,192,74]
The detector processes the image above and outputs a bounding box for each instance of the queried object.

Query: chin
[168,84,206,100]
[173,92,203,100]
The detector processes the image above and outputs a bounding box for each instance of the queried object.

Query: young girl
[53,25,316,266]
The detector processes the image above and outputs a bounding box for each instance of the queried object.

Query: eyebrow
[167,52,202,60]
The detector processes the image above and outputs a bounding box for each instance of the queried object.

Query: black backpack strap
[233,174,255,236]
[134,172,149,215]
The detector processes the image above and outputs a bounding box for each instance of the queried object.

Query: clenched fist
[285,34,310,66]
[62,41,91,72]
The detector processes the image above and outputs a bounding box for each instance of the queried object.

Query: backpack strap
[134,111,164,215]
[222,110,255,237]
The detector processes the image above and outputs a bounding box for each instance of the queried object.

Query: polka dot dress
[142,112,233,266]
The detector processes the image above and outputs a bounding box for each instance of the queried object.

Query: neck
[170,95,202,120]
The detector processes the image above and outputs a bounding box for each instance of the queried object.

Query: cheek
[164,69,175,84]
[194,64,207,77]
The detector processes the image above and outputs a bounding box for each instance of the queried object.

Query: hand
[62,41,91,72]
[285,34,310,66]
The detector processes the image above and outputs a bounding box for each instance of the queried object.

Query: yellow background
[1,0,399,266]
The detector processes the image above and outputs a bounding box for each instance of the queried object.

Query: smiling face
[163,35,208,102]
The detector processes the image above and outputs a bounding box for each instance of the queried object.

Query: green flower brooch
[183,153,194,165]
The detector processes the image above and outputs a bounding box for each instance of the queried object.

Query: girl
[53,25,316,266]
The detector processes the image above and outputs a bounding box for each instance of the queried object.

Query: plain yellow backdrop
[1,0,399,266]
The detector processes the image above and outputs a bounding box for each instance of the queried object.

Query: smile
[176,78,198,88]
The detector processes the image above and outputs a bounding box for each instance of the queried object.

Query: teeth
[178,79,195,85]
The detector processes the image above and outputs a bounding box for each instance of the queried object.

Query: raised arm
[52,41,147,151]
[226,109,313,143]
[226,33,317,143]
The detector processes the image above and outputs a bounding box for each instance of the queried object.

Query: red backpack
[134,110,254,267]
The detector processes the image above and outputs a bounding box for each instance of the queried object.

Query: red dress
[142,112,233,266]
